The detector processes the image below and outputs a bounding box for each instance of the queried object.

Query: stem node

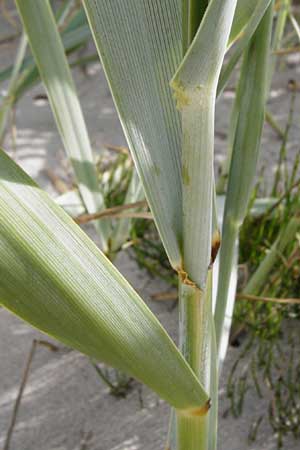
[177,267,199,289]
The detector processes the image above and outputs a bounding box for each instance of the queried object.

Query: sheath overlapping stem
[177,272,216,450]
[172,1,237,448]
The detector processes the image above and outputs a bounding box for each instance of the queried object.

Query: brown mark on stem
[177,267,197,288]
[181,399,211,417]
[192,399,211,416]
[210,230,221,267]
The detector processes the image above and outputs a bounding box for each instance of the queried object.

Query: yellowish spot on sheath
[153,163,161,176]
[192,399,211,416]
[182,164,190,185]
[170,80,190,110]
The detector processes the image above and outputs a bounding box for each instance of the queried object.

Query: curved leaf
[0,149,208,411]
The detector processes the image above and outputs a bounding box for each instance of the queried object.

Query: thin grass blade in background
[0,148,209,412]
[0,2,89,121]
[0,22,91,103]
[243,216,300,296]
[56,189,85,217]
[229,0,265,45]
[0,32,27,144]
[110,169,144,253]
[289,11,300,44]
[15,0,111,253]
[218,0,273,96]
[82,0,183,269]
[54,0,79,28]
[267,0,290,91]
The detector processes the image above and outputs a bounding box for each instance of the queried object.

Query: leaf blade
[82,0,183,269]
[0,148,208,411]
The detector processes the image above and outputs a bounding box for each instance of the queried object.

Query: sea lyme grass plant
[0,0,284,449]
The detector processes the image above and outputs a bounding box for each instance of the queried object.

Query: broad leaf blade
[0,149,208,411]
[82,0,183,269]
[15,0,110,252]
